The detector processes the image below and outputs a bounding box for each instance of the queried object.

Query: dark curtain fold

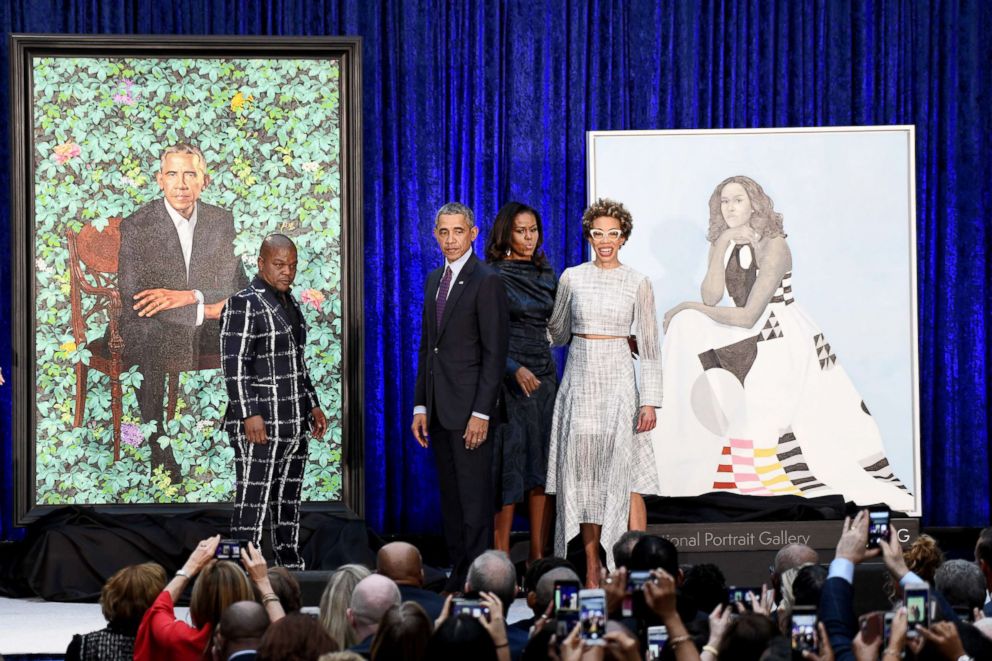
[1,0,990,539]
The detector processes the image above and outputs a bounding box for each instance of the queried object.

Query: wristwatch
[175,568,190,579]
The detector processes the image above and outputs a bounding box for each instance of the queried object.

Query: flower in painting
[36,257,52,274]
[53,142,81,165]
[230,91,254,112]
[301,288,325,311]
[301,161,320,173]
[112,78,137,106]
[59,340,77,353]
[121,423,145,448]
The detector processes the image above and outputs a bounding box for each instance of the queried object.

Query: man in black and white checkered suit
[220,233,327,569]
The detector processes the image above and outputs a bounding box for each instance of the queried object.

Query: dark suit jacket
[414,252,509,429]
[820,576,857,661]
[220,276,320,439]
[118,198,246,370]
[398,584,446,621]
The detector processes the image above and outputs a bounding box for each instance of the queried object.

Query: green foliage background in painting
[32,56,343,505]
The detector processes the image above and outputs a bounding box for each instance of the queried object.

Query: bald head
[773,544,819,588]
[376,542,423,587]
[349,574,401,628]
[217,600,268,658]
[535,567,580,616]
[259,233,296,259]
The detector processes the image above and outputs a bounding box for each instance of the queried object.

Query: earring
[505,248,511,257]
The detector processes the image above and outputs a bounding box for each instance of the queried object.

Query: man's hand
[879,526,910,581]
[464,416,489,450]
[601,567,627,615]
[636,406,657,433]
[835,511,879,564]
[643,569,678,622]
[310,407,327,439]
[514,366,542,397]
[133,288,196,317]
[244,415,268,444]
[411,413,429,448]
[204,301,226,320]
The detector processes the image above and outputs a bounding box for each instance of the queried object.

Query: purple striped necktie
[435,266,453,325]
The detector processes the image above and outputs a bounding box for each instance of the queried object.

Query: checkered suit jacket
[220,276,320,439]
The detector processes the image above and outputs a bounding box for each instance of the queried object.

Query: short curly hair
[100,562,167,625]
[581,198,633,240]
[706,176,786,243]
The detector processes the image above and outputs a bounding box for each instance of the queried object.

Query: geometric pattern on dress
[776,428,829,494]
[698,335,760,387]
[711,432,827,496]
[770,272,794,305]
[756,310,784,342]
[859,452,911,493]
[813,333,837,370]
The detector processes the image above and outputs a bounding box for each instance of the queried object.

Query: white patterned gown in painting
[653,244,914,512]
[546,262,662,567]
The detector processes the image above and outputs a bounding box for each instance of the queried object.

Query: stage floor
[0,596,534,655]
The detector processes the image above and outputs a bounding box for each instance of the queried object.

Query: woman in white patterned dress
[546,198,663,586]
[658,176,913,511]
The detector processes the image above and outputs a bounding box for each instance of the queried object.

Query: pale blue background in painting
[590,128,919,506]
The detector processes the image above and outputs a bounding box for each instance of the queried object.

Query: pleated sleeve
[547,268,573,347]
[634,275,663,407]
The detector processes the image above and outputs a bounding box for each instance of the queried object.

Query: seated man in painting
[117,143,247,481]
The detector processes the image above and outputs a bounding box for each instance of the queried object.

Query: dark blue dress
[492,260,558,505]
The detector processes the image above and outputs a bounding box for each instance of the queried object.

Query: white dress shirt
[414,248,488,421]
[162,199,204,326]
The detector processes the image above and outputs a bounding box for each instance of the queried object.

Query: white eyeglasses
[589,228,623,242]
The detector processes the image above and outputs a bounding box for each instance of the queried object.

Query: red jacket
[134,591,212,661]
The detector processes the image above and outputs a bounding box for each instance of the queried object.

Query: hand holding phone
[453,598,491,621]
[904,585,930,637]
[790,606,819,652]
[646,625,668,661]
[867,508,891,549]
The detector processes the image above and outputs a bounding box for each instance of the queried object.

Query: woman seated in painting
[659,175,913,511]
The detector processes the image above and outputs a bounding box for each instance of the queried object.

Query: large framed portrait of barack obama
[9,35,364,523]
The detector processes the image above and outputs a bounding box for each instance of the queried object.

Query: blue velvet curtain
[1,1,990,540]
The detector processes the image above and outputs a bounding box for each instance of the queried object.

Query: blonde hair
[189,560,254,629]
[905,534,944,584]
[319,564,372,648]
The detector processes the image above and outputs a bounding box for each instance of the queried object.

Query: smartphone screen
[215,539,243,560]
[621,570,652,616]
[554,581,580,615]
[867,509,890,548]
[905,585,930,634]
[579,589,607,645]
[791,610,818,652]
[728,586,759,609]
[453,599,491,621]
[646,625,668,661]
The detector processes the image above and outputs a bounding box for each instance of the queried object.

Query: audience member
[257,612,337,661]
[66,562,166,661]
[211,600,269,661]
[681,562,727,615]
[369,601,432,661]
[629,535,680,579]
[612,530,647,570]
[425,614,500,661]
[465,550,529,657]
[266,567,302,614]
[905,533,944,585]
[319,653,365,661]
[792,563,827,609]
[319,564,372,649]
[347,574,402,656]
[375,542,445,620]
[715,612,780,661]
[525,567,581,634]
[770,543,818,595]
[935,559,986,616]
[135,536,282,661]
[976,527,992,618]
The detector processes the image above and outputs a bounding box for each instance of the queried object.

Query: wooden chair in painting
[66,218,221,461]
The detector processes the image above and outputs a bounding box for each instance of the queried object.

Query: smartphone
[904,584,930,636]
[867,508,891,549]
[790,606,818,652]
[859,611,883,646]
[579,588,607,645]
[554,581,580,637]
[883,611,895,646]
[646,625,668,661]
[621,570,653,616]
[214,539,246,560]
[452,598,491,621]
[728,586,759,609]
